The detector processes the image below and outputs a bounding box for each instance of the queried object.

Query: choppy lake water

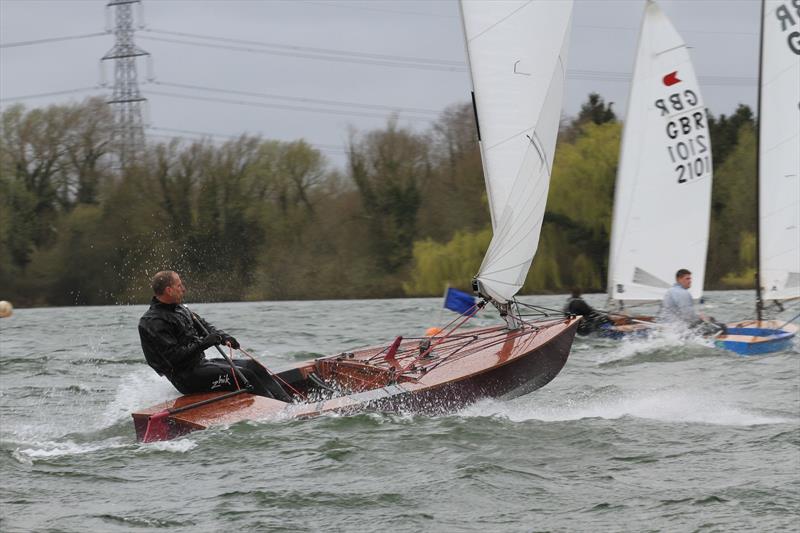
[1,291,798,532]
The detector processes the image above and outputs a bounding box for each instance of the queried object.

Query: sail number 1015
[667,135,710,183]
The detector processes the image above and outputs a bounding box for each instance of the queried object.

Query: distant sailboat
[603,0,713,335]
[132,0,581,442]
[714,0,799,355]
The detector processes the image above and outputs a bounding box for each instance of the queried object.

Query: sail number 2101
[655,89,711,184]
[668,136,710,183]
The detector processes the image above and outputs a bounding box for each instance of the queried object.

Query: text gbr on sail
[775,1,800,55]
[655,89,709,184]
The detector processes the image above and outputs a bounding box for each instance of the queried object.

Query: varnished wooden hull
[132,317,580,441]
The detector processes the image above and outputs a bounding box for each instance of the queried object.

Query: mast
[755,0,765,321]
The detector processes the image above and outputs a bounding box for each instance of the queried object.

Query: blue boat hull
[714,320,797,356]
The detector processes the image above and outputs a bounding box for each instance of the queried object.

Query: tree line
[0,95,758,306]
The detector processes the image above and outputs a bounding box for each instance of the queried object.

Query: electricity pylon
[102,0,150,165]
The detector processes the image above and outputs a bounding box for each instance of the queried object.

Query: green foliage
[403,229,491,295]
[522,227,563,292]
[738,231,756,266]
[509,121,618,293]
[0,93,762,306]
[706,124,757,288]
[707,104,754,169]
[548,122,620,237]
[0,176,27,297]
[719,231,756,288]
[576,93,618,126]
[417,103,488,240]
[405,120,619,295]
[348,117,430,274]
[26,205,110,305]
[561,93,617,142]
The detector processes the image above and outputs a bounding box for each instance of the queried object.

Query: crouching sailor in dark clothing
[138,270,292,401]
[564,288,611,335]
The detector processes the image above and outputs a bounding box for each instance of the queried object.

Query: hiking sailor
[659,268,723,335]
[564,288,610,335]
[138,270,292,401]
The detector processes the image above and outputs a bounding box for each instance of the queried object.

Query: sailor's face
[165,274,186,303]
[677,274,692,289]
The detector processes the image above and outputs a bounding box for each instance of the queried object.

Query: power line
[304,0,456,19]
[573,24,755,36]
[0,70,753,108]
[139,29,754,85]
[0,68,755,109]
[0,29,757,86]
[0,81,443,118]
[145,89,437,122]
[142,28,462,67]
[152,80,441,116]
[138,34,464,73]
[300,1,757,36]
[0,86,102,102]
[0,31,108,49]
[568,69,755,86]
[0,23,754,54]
[0,23,753,55]
[700,75,757,86]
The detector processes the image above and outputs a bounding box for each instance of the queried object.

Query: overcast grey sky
[0,0,760,168]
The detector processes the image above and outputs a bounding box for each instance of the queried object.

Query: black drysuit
[138,298,290,401]
[564,297,610,335]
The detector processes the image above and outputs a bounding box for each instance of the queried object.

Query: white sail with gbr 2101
[607,0,713,309]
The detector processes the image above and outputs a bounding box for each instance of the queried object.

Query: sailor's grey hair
[151,270,177,295]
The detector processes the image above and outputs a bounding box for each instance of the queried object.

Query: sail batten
[460,0,573,303]
[607,1,713,305]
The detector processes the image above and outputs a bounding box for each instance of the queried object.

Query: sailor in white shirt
[659,269,703,324]
[659,269,725,335]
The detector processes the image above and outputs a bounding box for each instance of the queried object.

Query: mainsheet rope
[227,343,242,390]
[236,345,307,401]
[400,300,487,374]
[403,298,574,375]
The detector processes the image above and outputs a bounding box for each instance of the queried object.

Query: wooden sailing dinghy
[133,0,579,442]
[602,1,713,337]
[133,318,579,441]
[713,0,799,355]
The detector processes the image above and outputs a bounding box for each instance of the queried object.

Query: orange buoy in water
[0,300,12,318]
[425,327,442,337]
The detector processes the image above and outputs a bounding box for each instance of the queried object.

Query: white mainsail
[758,0,800,303]
[460,0,573,303]
[607,0,713,305]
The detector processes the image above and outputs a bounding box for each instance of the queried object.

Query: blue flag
[444,287,476,315]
